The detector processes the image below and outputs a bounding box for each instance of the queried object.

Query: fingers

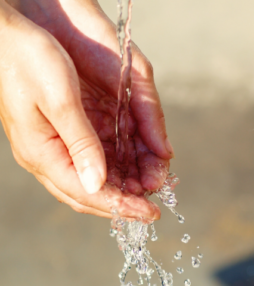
[134,133,169,191]
[37,52,107,195]
[130,54,174,160]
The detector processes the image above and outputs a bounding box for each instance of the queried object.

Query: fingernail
[79,166,103,194]
[165,137,175,158]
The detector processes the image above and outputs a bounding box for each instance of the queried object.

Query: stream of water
[115,0,132,174]
[112,1,202,285]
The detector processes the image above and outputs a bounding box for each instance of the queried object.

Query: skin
[0,0,174,220]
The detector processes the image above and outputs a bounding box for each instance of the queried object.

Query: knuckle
[69,135,101,158]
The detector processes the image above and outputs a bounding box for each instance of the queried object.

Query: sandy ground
[0,0,254,285]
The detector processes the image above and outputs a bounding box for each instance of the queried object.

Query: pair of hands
[0,0,174,219]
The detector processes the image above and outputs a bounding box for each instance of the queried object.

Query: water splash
[155,173,185,224]
[111,211,173,286]
[110,173,186,286]
[109,172,203,285]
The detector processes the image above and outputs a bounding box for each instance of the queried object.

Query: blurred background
[1,0,254,285]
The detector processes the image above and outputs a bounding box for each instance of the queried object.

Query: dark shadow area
[214,256,254,286]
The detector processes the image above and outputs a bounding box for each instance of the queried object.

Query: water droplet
[131,256,137,265]
[176,267,184,274]
[198,253,204,259]
[184,279,191,286]
[111,209,118,216]
[168,173,176,179]
[165,199,178,208]
[136,262,148,274]
[123,262,130,270]
[116,217,125,227]
[147,268,155,277]
[192,257,201,268]
[109,228,117,237]
[181,234,191,243]
[145,250,150,256]
[172,177,180,185]
[178,215,185,224]
[137,275,144,285]
[150,223,158,241]
[159,185,173,194]
[174,251,182,260]
[119,271,125,279]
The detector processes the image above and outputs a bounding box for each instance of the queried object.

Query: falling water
[115,0,132,174]
[111,1,202,285]
[110,173,193,286]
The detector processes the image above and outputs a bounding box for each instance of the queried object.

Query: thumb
[41,93,106,195]
[59,105,106,194]
[34,39,107,194]
[68,114,107,195]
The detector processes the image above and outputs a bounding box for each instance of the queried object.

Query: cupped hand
[0,0,174,219]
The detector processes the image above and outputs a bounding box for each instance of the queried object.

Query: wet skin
[0,0,174,219]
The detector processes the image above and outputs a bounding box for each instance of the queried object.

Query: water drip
[191,257,201,268]
[174,251,182,260]
[176,267,184,274]
[181,234,191,244]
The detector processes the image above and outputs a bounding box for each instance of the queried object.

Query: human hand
[0,0,174,219]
